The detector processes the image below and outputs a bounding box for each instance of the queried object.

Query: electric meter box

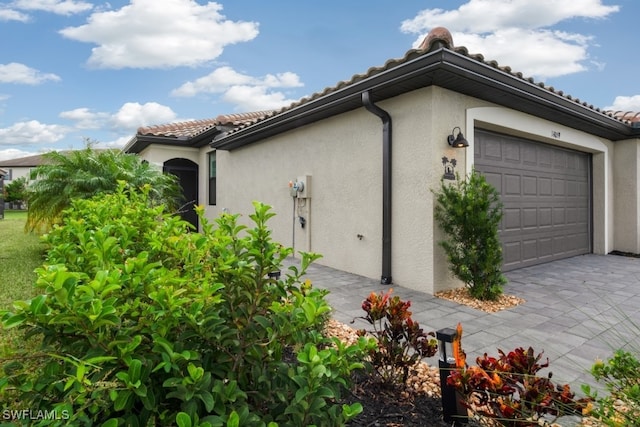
[296,175,311,199]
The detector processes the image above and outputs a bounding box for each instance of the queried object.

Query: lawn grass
[0,210,45,350]
[0,211,43,308]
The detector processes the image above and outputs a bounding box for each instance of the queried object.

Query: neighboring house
[0,153,48,184]
[125,27,640,295]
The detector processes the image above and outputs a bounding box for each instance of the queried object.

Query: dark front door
[164,158,199,230]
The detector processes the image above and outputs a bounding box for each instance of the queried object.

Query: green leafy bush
[356,289,438,384]
[585,349,640,426]
[433,170,506,300]
[1,183,367,426]
[4,176,27,206]
[25,146,181,232]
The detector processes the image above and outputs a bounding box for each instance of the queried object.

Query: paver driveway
[290,254,640,393]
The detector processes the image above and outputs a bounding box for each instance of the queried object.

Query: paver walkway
[286,254,640,394]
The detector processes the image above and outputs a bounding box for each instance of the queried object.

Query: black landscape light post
[437,327,468,425]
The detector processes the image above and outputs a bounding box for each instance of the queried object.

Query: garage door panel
[522,208,537,228]
[505,144,521,163]
[504,242,522,265]
[553,207,566,225]
[523,145,537,165]
[504,208,521,230]
[553,151,567,169]
[522,240,537,261]
[482,171,502,192]
[566,207,578,224]
[475,129,591,271]
[539,208,552,227]
[539,178,552,196]
[553,179,565,196]
[485,139,502,160]
[539,147,553,167]
[505,174,521,195]
[523,176,537,195]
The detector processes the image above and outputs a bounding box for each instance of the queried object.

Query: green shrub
[584,349,640,426]
[433,170,506,300]
[25,146,181,232]
[1,183,367,426]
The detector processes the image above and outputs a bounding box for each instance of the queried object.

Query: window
[208,151,216,205]
[3,169,12,181]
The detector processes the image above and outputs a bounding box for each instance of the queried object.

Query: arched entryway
[163,158,199,229]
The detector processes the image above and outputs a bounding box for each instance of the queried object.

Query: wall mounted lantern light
[447,127,469,148]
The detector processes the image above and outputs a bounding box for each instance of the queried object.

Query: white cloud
[221,85,298,111]
[400,0,619,79]
[94,135,131,150]
[0,7,30,22]
[0,148,39,161]
[12,0,93,15]
[60,102,181,135]
[0,63,61,85]
[59,0,259,69]
[172,66,255,97]
[110,102,178,130]
[172,66,303,110]
[0,120,68,145]
[453,29,590,78]
[401,0,619,33]
[59,107,110,129]
[605,95,640,112]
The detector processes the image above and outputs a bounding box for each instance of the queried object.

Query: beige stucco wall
[136,86,635,294]
[138,145,200,167]
[613,139,640,253]
[208,86,628,293]
[210,87,492,293]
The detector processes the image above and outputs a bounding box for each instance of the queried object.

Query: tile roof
[0,152,53,167]
[606,111,640,124]
[0,149,113,168]
[135,110,275,139]
[137,118,220,139]
[217,26,640,140]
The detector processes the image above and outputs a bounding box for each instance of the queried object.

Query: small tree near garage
[433,170,506,301]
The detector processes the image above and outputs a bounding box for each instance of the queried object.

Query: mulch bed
[434,287,525,312]
[326,319,477,426]
[342,376,462,427]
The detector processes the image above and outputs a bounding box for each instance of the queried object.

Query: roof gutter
[212,48,637,150]
[362,90,392,285]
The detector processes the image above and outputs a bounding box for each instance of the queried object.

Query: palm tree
[26,146,182,232]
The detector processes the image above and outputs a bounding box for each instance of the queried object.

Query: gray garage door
[474,129,591,271]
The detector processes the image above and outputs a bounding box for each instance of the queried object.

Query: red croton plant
[357,289,438,384]
[447,323,593,426]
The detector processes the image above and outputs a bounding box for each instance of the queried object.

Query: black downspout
[362,90,392,285]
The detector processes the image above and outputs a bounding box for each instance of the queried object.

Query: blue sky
[0,0,638,160]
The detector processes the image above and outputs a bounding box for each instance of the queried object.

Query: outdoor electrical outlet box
[296,175,311,198]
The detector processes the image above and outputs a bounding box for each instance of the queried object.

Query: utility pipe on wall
[362,90,392,285]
